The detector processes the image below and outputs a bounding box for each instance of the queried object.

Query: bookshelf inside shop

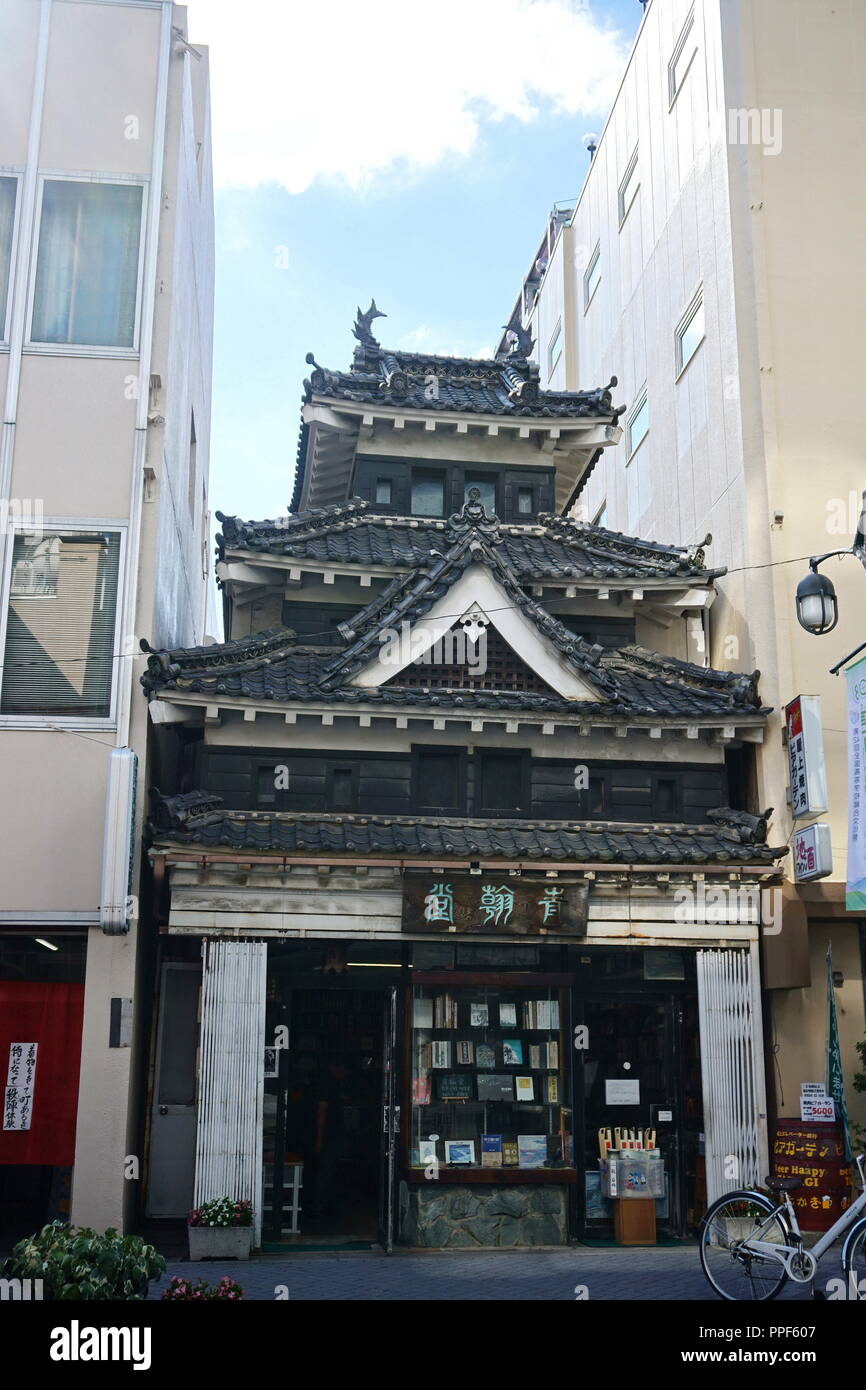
[407,975,573,1181]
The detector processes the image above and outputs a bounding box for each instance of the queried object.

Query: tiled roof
[216,500,721,582]
[140,624,765,721]
[150,502,761,720]
[305,356,621,420]
[291,303,626,511]
[148,801,786,866]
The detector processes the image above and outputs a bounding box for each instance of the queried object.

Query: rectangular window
[0,176,17,339]
[375,477,392,506]
[411,470,446,518]
[618,146,640,227]
[626,389,649,458]
[588,776,606,817]
[464,475,496,516]
[477,751,525,815]
[547,319,562,374]
[653,777,679,819]
[329,765,357,812]
[414,748,463,815]
[668,5,697,107]
[583,244,601,311]
[517,486,534,517]
[675,290,705,375]
[30,180,143,349]
[1,529,122,718]
[187,411,197,519]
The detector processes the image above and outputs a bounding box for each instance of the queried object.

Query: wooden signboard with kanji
[401,874,588,935]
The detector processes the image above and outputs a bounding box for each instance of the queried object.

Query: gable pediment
[348,562,603,701]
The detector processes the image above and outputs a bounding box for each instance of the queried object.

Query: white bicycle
[699,1152,866,1300]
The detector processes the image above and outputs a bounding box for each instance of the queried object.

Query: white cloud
[395,325,496,359]
[186,0,628,192]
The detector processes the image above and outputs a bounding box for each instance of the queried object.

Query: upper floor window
[592,501,608,528]
[618,146,640,227]
[477,750,527,815]
[668,6,697,108]
[653,776,679,819]
[0,176,18,341]
[30,179,144,349]
[375,477,392,506]
[583,244,601,311]
[626,389,649,458]
[1,527,123,720]
[547,319,563,374]
[414,747,464,816]
[411,469,446,518]
[517,486,534,517]
[329,764,358,812]
[675,289,705,376]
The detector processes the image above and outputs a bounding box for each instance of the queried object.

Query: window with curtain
[0,176,17,337]
[2,531,121,717]
[30,180,143,348]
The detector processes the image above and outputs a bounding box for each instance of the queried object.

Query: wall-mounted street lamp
[795,567,838,635]
[795,487,866,673]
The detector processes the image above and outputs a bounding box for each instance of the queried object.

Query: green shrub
[2,1222,165,1300]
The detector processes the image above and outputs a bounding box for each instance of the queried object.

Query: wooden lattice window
[384,624,554,693]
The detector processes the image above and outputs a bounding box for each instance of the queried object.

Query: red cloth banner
[0,982,84,1165]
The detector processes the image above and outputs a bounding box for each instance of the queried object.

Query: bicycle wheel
[843,1216,866,1300]
[700,1191,790,1300]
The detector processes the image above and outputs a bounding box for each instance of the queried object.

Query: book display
[409,981,572,1175]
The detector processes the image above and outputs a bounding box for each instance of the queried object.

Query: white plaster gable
[349,562,602,700]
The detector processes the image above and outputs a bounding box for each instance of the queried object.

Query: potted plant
[2,1222,165,1299]
[187,1198,253,1260]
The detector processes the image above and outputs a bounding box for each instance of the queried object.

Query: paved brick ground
[150,1244,819,1301]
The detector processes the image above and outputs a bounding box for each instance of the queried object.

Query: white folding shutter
[194,939,267,1245]
[696,945,768,1202]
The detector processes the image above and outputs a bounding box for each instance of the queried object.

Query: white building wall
[0,0,214,1230]
[524,0,866,1127]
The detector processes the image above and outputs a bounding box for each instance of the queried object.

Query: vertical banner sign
[845,657,866,908]
[3,1042,37,1131]
[785,695,828,818]
[826,945,851,1161]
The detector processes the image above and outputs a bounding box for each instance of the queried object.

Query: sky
[185,0,643,525]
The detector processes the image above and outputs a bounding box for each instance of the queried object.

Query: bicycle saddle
[765,1175,803,1192]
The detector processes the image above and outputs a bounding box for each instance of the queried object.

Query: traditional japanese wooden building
[140,305,786,1250]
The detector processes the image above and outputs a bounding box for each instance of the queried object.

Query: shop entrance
[574,949,703,1240]
[263,954,400,1250]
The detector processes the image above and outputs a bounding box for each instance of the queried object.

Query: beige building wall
[522,0,866,1131]
[0,0,213,1230]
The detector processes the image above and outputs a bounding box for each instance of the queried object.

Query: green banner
[826,944,851,1161]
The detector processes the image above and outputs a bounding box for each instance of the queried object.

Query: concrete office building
[502,0,866,1153]
[0,0,213,1238]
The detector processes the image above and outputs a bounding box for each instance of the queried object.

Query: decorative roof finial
[502,322,535,359]
[353,299,386,349]
[446,487,502,541]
